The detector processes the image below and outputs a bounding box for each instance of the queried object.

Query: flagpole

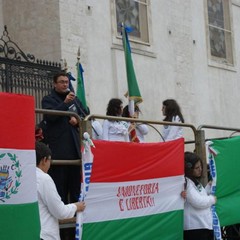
[75,133,94,240]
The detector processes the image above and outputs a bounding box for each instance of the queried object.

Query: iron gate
[0,25,61,123]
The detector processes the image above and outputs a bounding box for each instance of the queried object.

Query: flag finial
[63,59,68,72]
[77,46,81,62]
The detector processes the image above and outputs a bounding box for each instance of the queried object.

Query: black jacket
[41,89,89,160]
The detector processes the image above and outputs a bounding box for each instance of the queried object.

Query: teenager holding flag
[122,104,148,143]
[181,152,216,240]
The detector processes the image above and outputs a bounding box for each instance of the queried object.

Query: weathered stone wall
[1,0,240,143]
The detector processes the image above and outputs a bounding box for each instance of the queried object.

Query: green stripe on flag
[0,202,40,240]
[122,25,142,104]
[211,136,240,227]
[82,210,183,240]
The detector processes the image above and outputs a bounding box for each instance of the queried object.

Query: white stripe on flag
[84,175,184,223]
[0,148,37,204]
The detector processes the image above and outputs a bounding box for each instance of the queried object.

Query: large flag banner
[82,139,184,240]
[207,136,240,228]
[0,93,40,240]
[122,25,142,105]
[76,62,88,112]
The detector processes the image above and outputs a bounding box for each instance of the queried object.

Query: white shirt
[102,120,129,142]
[36,168,77,240]
[184,178,215,231]
[162,115,183,141]
[91,120,103,140]
[136,124,149,142]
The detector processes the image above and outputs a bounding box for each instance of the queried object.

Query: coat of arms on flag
[0,93,40,240]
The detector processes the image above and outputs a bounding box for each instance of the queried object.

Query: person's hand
[69,116,78,126]
[213,196,217,204]
[129,122,136,132]
[64,92,75,103]
[181,190,187,199]
[75,201,86,212]
[208,180,212,186]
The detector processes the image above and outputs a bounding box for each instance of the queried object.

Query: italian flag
[82,139,184,240]
[0,93,40,239]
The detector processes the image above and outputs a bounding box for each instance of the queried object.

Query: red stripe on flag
[0,93,35,149]
[91,138,184,182]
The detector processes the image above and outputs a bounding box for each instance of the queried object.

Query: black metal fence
[0,25,61,123]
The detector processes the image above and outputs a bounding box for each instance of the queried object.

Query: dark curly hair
[53,72,69,83]
[162,99,184,123]
[122,105,140,118]
[35,141,52,166]
[184,151,203,186]
[106,98,123,116]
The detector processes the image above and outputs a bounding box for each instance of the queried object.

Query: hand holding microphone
[64,88,75,103]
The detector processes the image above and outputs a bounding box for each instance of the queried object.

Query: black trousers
[48,165,81,203]
[184,229,214,240]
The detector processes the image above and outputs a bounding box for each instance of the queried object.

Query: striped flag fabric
[76,133,94,240]
[81,139,184,240]
[0,93,40,239]
[207,137,240,230]
[122,25,142,105]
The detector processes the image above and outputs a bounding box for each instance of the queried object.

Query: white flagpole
[75,132,94,240]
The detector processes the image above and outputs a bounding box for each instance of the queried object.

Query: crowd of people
[35,72,216,240]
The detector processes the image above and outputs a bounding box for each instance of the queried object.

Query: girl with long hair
[161,99,184,141]
[102,98,129,142]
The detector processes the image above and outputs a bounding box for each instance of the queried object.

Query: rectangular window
[207,0,234,65]
[115,0,150,44]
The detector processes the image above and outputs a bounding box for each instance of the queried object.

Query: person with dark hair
[122,105,148,142]
[181,151,216,240]
[102,98,129,141]
[36,141,85,240]
[41,72,89,204]
[161,99,184,141]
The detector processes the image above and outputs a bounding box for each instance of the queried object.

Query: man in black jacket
[42,72,89,204]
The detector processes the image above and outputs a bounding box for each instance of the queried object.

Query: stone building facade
[1,0,240,142]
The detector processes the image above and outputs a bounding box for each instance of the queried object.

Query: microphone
[66,88,71,94]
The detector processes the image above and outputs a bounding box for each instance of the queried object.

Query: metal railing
[35,108,83,166]
[35,109,240,237]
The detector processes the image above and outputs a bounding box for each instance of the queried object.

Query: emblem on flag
[0,153,22,202]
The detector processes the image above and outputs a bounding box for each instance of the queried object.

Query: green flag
[76,62,88,111]
[208,136,240,227]
[122,25,142,105]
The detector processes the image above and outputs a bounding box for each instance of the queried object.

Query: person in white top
[161,99,184,141]
[35,142,85,240]
[181,152,216,240]
[91,119,103,140]
[122,105,148,143]
[102,98,129,142]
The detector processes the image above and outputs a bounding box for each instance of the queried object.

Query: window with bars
[114,0,150,44]
[207,0,234,65]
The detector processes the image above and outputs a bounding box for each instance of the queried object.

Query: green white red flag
[0,93,40,239]
[81,139,184,240]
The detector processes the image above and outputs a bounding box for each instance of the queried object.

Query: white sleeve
[186,180,215,209]
[92,120,103,139]
[136,124,149,136]
[41,175,77,220]
[102,120,110,140]
[164,116,183,141]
